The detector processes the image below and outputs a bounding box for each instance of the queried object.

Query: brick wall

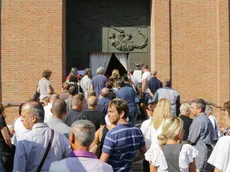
[151,0,229,126]
[1,0,229,125]
[1,0,65,123]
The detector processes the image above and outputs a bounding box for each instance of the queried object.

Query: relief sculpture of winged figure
[109,26,148,52]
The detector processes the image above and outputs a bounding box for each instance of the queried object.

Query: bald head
[72,94,85,110]
[87,96,97,108]
[49,94,59,103]
[51,99,67,119]
[151,70,157,77]
[100,88,109,98]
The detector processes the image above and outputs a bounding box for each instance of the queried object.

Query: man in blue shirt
[97,88,111,125]
[116,76,138,125]
[91,67,108,98]
[147,70,162,96]
[100,99,146,172]
[188,98,214,172]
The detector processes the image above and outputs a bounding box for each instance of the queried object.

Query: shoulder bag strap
[36,129,54,172]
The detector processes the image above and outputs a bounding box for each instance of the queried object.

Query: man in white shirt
[13,101,71,172]
[141,64,151,117]
[50,120,113,172]
[128,69,139,87]
[205,105,219,142]
[11,103,29,144]
[44,94,59,123]
[80,68,92,99]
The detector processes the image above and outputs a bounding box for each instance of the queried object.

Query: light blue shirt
[47,118,70,138]
[13,123,71,172]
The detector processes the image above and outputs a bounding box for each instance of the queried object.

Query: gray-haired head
[23,101,45,122]
[96,67,105,75]
[100,87,109,97]
[71,120,95,147]
[191,98,206,112]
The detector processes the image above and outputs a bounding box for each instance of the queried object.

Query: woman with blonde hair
[141,98,172,172]
[141,98,172,149]
[145,117,198,172]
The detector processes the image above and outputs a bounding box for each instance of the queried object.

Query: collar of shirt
[32,123,49,130]
[69,150,98,159]
[117,123,134,128]
[49,118,63,123]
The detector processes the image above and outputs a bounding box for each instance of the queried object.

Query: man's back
[116,85,137,112]
[47,118,70,137]
[148,77,162,95]
[102,124,145,172]
[50,157,113,172]
[97,97,111,124]
[80,75,91,97]
[63,109,81,127]
[155,87,179,116]
[91,75,108,98]
[13,123,71,172]
[79,109,102,130]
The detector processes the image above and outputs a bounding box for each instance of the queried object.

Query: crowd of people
[0,65,229,172]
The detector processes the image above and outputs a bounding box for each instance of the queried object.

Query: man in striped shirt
[100,99,146,172]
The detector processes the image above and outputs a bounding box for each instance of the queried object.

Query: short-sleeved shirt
[38,78,52,100]
[153,87,180,116]
[208,136,230,172]
[116,85,137,113]
[78,109,102,130]
[80,75,92,98]
[145,144,198,172]
[91,75,108,98]
[63,109,81,127]
[96,97,111,124]
[187,113,214,170]
[147,77,162,95]
[142,71,151,93]
[102,124,145,172]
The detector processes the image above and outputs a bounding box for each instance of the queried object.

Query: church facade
[1,0,229,122]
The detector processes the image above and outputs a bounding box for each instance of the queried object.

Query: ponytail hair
[157,117,184,146]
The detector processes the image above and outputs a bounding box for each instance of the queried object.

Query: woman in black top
[179,103,193,141]
[0,104,13,172]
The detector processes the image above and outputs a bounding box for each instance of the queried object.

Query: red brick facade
[1,0,66,103]
[1,0,229,125]
[151,0,229,125]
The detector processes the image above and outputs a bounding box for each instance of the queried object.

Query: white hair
[96,67,105,74]
[71,120,95,147]
[180,103,190,116]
